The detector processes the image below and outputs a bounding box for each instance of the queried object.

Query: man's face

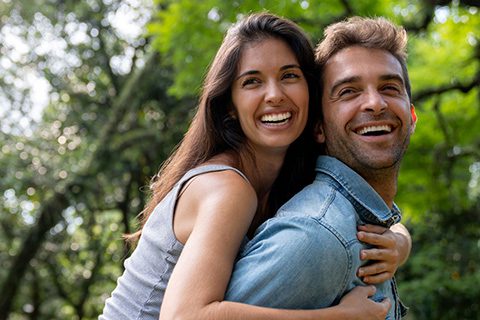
[316,46,416,177]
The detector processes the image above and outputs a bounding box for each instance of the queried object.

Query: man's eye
[382,85,401,93]
[338,88,356,96]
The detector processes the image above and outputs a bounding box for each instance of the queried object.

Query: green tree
[1,0,479,319]
[0,0,190,318]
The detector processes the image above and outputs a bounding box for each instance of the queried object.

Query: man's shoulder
[277,176,355,220]
[246,215,350,264]
[274,175,360,246]
[278,177,330,210]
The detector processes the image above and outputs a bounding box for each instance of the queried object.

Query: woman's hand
[338,286,390,320]
[356,223,411,284]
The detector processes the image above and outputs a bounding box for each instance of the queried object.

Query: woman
[100,12,405,320]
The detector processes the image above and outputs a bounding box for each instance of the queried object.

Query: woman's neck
[240,146,286,198]
[206,146,286,203]
[207,147,287,238]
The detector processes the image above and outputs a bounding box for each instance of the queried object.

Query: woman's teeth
[261,112,292,124]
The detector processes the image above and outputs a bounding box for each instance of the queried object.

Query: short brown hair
[315,16,411,101]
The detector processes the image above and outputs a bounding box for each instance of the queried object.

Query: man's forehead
[323,46,404,83]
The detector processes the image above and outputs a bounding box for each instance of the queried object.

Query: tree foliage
[0,0,479,319]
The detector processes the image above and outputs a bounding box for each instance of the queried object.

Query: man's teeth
[357,125,392,135]
[261,112,292,123]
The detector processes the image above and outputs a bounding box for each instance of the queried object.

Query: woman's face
[231,37,309,157]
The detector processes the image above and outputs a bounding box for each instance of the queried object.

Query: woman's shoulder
[185,164,255,202]
[174,163,257,243]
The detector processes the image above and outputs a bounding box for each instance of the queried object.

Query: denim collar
[315,155,401,227]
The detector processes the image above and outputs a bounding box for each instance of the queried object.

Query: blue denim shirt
[225,156,406,319]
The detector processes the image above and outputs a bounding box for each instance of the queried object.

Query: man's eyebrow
[329,76,360,95]
[235,64,301,80]
[380,73,405,85]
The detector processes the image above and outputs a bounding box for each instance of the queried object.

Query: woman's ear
[314,122,325,143]
[228,104,238,120]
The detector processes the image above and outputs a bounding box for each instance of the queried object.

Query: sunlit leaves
[149,0,347,97]
[1,1,479,319]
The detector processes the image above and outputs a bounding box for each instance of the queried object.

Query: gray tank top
[99,165,249,320]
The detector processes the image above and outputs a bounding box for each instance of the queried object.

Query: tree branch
[0,192,69,320]
[47,257,75,306]
[432,97,453,147]
[339,0,354,16]
[412,74,480,102]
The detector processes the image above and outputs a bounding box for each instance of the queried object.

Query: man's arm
[224,217,348,309]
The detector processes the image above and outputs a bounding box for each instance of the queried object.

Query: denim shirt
[225,156,406,319]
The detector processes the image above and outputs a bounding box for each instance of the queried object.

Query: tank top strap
[176,165,250,190]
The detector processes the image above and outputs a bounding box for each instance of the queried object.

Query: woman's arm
[160,171,388,320]
[356,223,412,284]
[160,169,257,319]
[188,286,389,320]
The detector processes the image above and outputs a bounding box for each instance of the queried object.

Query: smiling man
[225,17,416,319]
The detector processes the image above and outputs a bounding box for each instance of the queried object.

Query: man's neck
[321,155,400,209]
[363,169,398,208]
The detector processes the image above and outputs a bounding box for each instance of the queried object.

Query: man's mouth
[356,125,392,136]
[261,112,292,125]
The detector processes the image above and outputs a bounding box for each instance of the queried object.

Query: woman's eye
[241,78,260,87]
[282,72,300,80]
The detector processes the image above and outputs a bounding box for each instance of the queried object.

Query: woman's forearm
[160,286,389,320]
[161,301,348,320]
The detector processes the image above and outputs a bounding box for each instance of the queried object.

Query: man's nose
[362,89,387,114]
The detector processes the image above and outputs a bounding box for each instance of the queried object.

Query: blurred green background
[0,0,479,319]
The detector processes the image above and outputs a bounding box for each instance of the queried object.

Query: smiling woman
[231,37,309,154]
[99,13,318,319]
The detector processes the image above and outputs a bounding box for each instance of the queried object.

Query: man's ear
[410,104,417,134]
[314,122,326,143]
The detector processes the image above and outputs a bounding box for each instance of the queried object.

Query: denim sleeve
[224,216,350,309]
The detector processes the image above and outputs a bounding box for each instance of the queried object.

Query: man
[225,17,415,319]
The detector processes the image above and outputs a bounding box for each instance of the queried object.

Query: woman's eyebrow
[236,64,301,80]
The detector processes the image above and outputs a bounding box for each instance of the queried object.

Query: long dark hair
[127,12,319,243]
